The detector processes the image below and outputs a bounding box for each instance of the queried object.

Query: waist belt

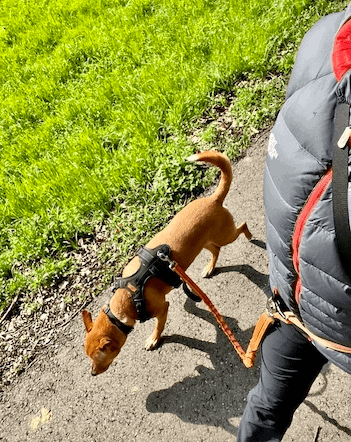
[265,290,351,354]
[111,244,182,322]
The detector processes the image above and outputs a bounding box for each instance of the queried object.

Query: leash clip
[266,296,276,317]
[266,296,287,320]
[157,249,176,269]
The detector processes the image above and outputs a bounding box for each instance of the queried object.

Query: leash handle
[243,311,275,367]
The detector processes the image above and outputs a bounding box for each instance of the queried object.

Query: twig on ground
[0,293,20,327]
[314,426,321,442]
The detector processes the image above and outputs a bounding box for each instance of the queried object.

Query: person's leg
[237,321,328,442]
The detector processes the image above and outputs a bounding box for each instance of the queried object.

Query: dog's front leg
[145,302,169,350]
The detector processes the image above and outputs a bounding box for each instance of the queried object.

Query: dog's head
[82,307,127,376]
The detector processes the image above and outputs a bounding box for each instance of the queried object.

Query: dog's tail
[187,150,232,205]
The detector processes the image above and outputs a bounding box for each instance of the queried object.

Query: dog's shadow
[146,265,269,434]
[212,263,268,289]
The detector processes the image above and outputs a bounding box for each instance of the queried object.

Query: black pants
[237,321,328,441]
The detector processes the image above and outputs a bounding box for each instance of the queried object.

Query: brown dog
[82,150,252,375]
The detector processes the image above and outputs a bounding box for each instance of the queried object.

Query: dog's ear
[82,310,94,333]
[99,338,120,354]
[99,338,112,351]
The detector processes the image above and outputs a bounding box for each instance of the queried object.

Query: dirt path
[1,132,351,442]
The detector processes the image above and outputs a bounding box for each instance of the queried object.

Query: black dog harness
[105,244,201,334]
[111,244,182,323]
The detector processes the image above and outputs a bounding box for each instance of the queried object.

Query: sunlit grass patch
[0,0,348,309]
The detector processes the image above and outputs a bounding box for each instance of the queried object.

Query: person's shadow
[146,264,269,435]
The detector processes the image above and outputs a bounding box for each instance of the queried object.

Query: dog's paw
[145,335,160,351]
[202,265,214,278]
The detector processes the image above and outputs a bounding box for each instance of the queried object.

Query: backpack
[264,10,351,374]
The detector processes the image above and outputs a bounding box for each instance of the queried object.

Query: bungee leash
[157,248,274,368]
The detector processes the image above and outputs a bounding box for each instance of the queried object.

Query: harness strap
[104,306,134,336]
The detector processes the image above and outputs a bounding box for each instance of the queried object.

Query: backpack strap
[332,101,351,275]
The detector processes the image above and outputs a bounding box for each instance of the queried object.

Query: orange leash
[158,249,351,366]
[157,249,273,368]
[173,263,274,368]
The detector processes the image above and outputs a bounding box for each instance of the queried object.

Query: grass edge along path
[0,0,348,312]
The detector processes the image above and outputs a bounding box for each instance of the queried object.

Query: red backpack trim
[292,168,333,303]
[332,19,351,81]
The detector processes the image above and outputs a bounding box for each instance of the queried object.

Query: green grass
[0,0,348,310]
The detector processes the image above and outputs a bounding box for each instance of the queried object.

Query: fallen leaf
[30,408,52,432]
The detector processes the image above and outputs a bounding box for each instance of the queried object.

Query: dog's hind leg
[202,221,252,278]
[236,221,252,241]
[202,243,220,278]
